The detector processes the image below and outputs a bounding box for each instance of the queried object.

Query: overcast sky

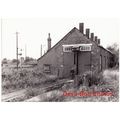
[1,18,119,60]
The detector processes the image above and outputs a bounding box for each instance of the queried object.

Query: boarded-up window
[43,64,51,73]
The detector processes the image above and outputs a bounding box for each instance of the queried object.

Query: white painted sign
[79,46,91,51]
[63,44,92,52]
[63,46,73,52]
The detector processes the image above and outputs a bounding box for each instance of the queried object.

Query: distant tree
[107,43,119,68]
[12,59,20,64]
[24,57,34,62]
[2,58,7,64]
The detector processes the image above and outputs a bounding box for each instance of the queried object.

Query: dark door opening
[73,51,79,75]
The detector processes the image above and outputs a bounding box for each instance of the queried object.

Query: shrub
[75,71,100,87]
[2,67,59,94]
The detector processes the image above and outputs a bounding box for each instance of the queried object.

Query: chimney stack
[91,33,94,41]
[79,23,84,34]
[97,39,100,45]
[47,33,51,51]
[86,28,90,39]
[95,36,97,42]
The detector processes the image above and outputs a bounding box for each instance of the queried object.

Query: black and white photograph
[0,0,120,120]
[1,18,119,102]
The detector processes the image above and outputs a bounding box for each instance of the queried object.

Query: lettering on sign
[63,44,92,52]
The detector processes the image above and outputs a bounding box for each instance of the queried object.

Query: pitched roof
[37,27,77,61]
[98,45,113,55]
[76,28,113,55]
[37,26,113,61]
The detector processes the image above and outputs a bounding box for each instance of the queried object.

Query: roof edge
[37,26,113,61]
[98,45,113,55]
[37,27,77,61]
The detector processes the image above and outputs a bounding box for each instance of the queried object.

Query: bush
[101,70,119,94]
[75,71,100,87]
[12,59,20,64]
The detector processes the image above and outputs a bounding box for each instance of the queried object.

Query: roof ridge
[98,45,113,54]
[76,28,113,54]
[75,28,99,46]
[37,27,77,61]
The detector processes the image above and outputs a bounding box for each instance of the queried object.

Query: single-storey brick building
[37,23,113,78]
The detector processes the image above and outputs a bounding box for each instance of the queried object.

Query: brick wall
[37,28,112,78]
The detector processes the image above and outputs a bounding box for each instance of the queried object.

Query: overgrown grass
[2,67,58,94]
[2,67,119,102]
[39,69,119,102]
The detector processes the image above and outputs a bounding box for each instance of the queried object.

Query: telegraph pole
[16,32,19,70]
